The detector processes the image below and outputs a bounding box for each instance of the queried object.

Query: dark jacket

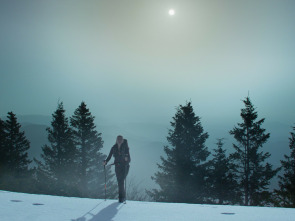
[105,139,131,165]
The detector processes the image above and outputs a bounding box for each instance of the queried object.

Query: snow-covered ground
[1,190,295,221]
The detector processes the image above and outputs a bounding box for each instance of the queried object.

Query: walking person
[103,135,131,203]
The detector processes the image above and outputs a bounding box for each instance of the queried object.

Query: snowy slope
[1,190,295,221]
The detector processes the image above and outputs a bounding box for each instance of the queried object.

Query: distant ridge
[1,114,292,190]
[17,115,51,126]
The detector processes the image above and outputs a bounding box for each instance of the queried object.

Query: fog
[1,0,295,191]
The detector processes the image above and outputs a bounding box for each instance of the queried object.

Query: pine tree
[5,112,32,173]
[207,139,240,204]
[0,119,8,174]
[34,102,78,196]
[0,112,32,192]
[275,125,295,207]
[148,102,210,203]
[0,118,8,182]
[70,101,116,198]
[229,96,278,206]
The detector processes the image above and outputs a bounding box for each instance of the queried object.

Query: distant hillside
[22,123,48,164]
[17,115,166,190]
[16,115,293,190]
[17,115,51,127]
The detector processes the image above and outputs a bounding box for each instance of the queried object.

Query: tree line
[0,97,294,207]
[148,96,295,207]
[0,102,116,198]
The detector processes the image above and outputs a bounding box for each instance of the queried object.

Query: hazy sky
[1,0,295,126]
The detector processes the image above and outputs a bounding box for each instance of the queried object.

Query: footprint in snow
[10,200,44,205]
[221,212,235,215]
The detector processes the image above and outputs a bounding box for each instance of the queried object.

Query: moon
[169,9,175,16]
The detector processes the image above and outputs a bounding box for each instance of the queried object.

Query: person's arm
[104,146,114,165]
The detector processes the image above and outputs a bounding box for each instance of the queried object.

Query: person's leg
[122,164,130,201]
[116,166,125,202]
[124,165,130,179]
[118,177,125,202]
[115,166,121,202]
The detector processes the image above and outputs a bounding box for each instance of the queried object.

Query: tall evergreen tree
[275,125,295,207]
[0,118,7,176]
[34,102,78,196]
[5,112,32,173]
[0,112,32,191]
[70,101,116,198]
[229,96,278,206]
[148,102,210,203]
[207,139,240,204]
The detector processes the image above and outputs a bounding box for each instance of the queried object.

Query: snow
[1,190,295,221]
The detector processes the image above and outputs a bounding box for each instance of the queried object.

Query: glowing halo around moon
[169,9,175,16]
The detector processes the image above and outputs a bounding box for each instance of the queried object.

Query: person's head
[116,135,124,145]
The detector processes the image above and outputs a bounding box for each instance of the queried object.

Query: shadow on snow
[72,202,123,221]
